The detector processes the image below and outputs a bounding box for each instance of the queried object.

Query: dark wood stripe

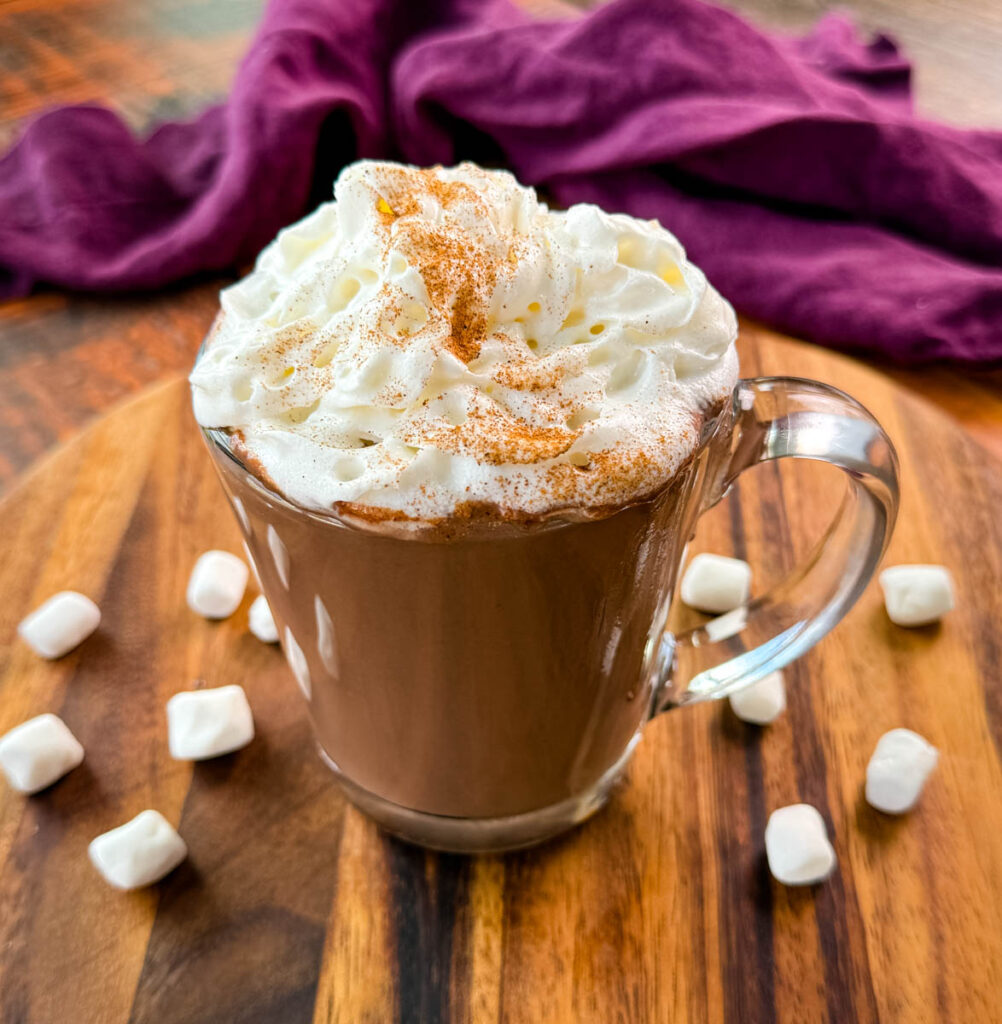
[433,856,468,1022]
[387,840,430,1024]
[763,458,880,1024]
[761,520,876,1024]
[387,842,469,1024]
[678,716,712,1024]
[742,734,779,1022]
[713,728,777,1024]
[712,481,778,1024]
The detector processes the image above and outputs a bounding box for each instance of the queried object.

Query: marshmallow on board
[866,728,939,814]
[680,553,752,614]
[765,804,837,886]
[89,810,187,891]
[18,591,101,659]
[0,714,85,794]
[167,685,255,761]
[186,551,248,619]
[729,670,786,725]
[879,565,954,627]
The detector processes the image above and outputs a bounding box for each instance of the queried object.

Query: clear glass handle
[657,376,899,710]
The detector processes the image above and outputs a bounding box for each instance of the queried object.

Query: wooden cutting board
[1,332,1000,1024]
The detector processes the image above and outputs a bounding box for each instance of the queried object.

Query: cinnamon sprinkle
[372,167,500,364]
[419,403,576,465]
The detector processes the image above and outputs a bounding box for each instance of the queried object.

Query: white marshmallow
[186,550,248,619]
[248,595,279,644]
[729,670,786,725]
[167,685,254,760]
[18,591,101,659]
[704,606,747,643]
[0,714,84,794]
[865,728,939,814]
[879,564,954,627]
[88,810,187,890]
[680,553,752,614]
[765,804,837,886]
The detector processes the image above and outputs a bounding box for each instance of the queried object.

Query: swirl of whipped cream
[191,161,739,520]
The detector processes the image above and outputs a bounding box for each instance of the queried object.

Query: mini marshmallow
[0,714,84,794]
[18,591,100,659]
[167,685,254,760]
[248,595,279,644]
[186,550,248,619]
[88,810,187,890]
[879,564,954,627]
[865,728,939,814]
[729,670,786,725]
[680,554,752,614]
[765,804,837,886]
[704,607,748,643]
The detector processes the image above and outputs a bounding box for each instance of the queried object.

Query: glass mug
[198,375,898,852]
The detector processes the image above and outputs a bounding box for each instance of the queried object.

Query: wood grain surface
[1,334,1001,1023]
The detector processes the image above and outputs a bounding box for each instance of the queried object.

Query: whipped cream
[191,161,738,520]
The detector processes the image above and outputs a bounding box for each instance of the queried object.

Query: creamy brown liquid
[208,436,718,819]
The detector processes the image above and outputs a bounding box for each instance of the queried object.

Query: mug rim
[194,329,737,539]
[199,420,718,540]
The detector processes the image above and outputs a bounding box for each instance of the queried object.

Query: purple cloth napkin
[2,0,1001,363]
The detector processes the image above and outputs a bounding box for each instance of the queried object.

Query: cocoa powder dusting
[422,402,576,466]
[372,167,499,364]
[395,222,495,363]
[335,501,416,523]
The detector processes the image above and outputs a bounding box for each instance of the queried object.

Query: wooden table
[2,2,1002,1023]
[3,328,1002,1024]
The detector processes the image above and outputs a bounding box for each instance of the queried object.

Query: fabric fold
[2,0,1001,363]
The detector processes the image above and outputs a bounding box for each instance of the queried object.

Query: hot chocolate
[206,442,720,820]
[192,160,740,844]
